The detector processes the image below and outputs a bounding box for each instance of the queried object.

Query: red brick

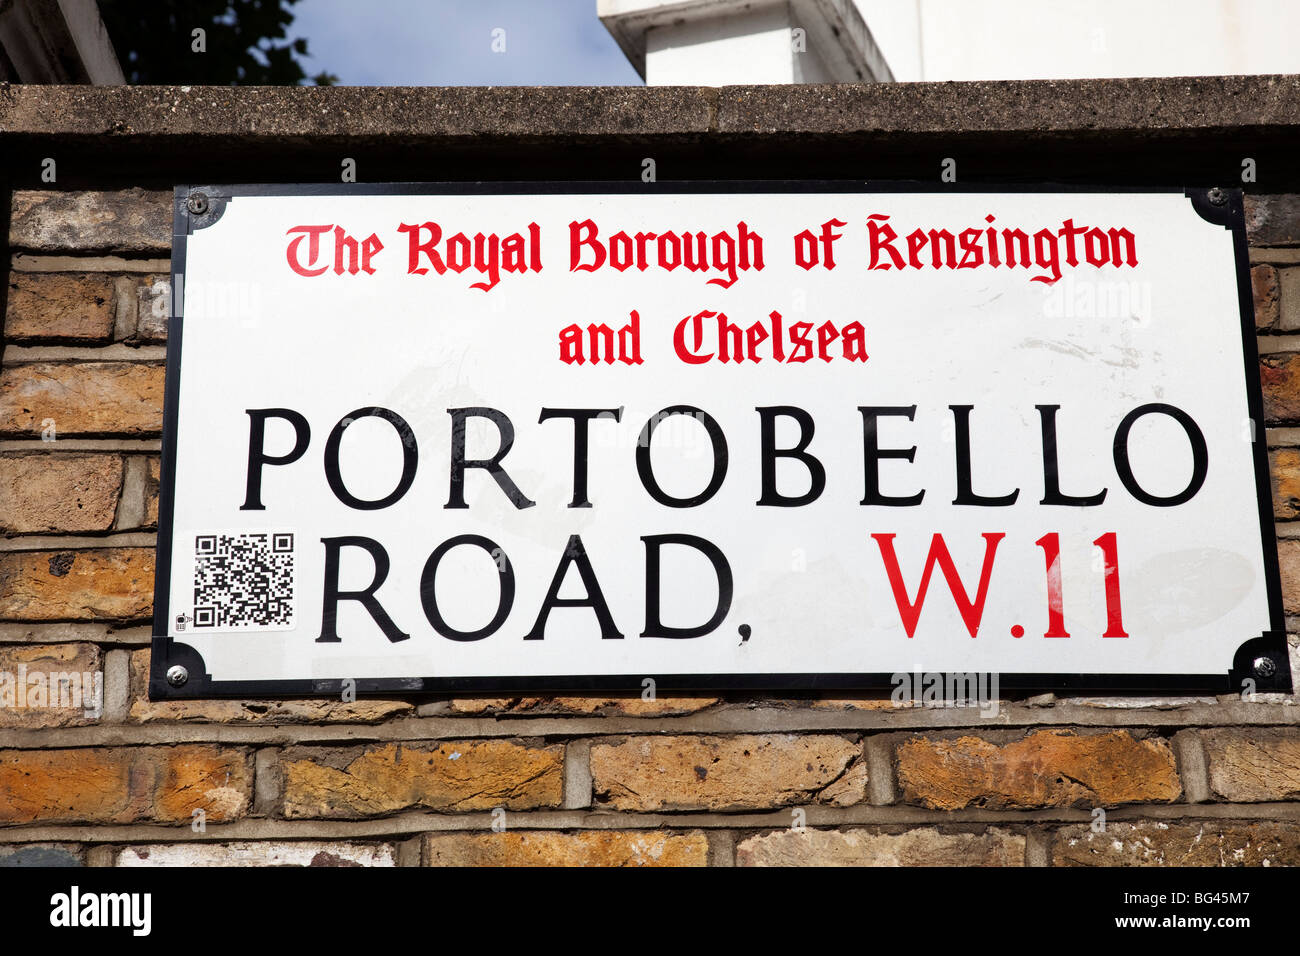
[135,275,169,342]
[1202,729,1300,802]
[0,746,250,824]
[0,454,123,533]
[1261,354,1300,423]
[1253,264,1280,329]
[590,734,860,811]
[4,273,115,342]
[737,828,1025,866]
[1279,539,1300,615]
[154,745,252,822]
[0,548,154,621]
[1246,195,1300,247]
[9,189,170,254]
[282,742,564,818]
[0,362,164,437]
[0,643,102,729]
[1272,448,1300,519]
[896,730,1181,810]
[144,455,160,527]
[117,842,396,867]
[1055,821,1300,866]
[422,831,709,867]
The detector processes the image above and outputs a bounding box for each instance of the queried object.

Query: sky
[291,0,642,86]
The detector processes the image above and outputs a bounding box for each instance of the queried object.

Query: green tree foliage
[99,0,337,85]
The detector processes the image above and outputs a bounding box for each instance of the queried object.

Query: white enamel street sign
[150,183,1289,697]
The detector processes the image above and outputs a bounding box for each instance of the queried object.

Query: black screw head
[1253,656,1278,679]
[186,192,209,216]
[1207,187,1227,206]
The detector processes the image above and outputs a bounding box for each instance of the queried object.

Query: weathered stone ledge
[1,704,1299,749]
[5,76,1300,141]
[2,799,1300,845]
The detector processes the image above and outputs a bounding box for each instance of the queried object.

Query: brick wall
[4,179,1300,868]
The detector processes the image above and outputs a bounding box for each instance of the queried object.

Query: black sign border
[149,181,1291,698]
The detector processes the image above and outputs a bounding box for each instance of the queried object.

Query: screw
[166,664,189,687]
[186,192,209,216]
[1207,187,1227,206]
[1253,656,1277,678]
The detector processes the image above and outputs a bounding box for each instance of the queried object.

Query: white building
[600,0,1300,85]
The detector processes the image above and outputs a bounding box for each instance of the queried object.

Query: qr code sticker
[189,532,295,631]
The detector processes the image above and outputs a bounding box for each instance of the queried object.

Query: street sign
[150,183,1289,697]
